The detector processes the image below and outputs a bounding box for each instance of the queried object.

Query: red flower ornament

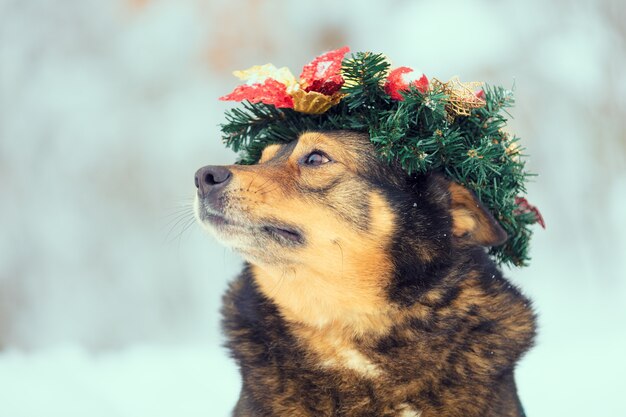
[385,67,429,101]
[299,46,350,95]
[219,78,294,108]
[514,197,546,229]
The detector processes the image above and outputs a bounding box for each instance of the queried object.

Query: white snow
[0,345,240,417]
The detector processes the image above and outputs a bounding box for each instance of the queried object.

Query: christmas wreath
[218,47,544,267]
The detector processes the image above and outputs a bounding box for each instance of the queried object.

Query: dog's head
[194,131,506,318]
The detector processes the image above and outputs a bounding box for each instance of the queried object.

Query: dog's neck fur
[251,256,397,337]
[251,259,405,383]
[225,250,535,417]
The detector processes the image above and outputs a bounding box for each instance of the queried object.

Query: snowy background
[1,0,625,416]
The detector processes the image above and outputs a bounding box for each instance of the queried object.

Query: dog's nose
[195,165,232,196]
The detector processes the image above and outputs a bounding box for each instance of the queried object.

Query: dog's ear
[448,182,507,247]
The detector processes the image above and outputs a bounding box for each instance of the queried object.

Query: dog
[194,131,536,417]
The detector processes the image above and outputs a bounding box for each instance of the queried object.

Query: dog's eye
[303,151,330,166]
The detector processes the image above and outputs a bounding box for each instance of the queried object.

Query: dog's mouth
[261,224,304,245]
[199,206,304,246]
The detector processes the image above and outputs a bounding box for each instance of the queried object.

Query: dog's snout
[195,165,232,196]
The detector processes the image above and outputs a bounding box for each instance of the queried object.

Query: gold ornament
[233,64,298,91]
[499,129,521,161]
[466,149,483,159]
[505,140,521,161]
[291,89,342,115]
[431,77,486,117]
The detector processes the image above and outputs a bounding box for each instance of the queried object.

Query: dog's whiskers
[332,239,345,280]
[266,267,289,299]
[161,200,195,219]
[162,211,192,231]
[164,213,195,243]
[259,186,279,196]
[161,207,194,219]
[246,176,256,192]
[254,179,273,194]
[162,198,196,245]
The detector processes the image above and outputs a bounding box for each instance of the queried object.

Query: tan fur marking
[451,208,476,237]
[449,182,507,246]
[259,143,282,163]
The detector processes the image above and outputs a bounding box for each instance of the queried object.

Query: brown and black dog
[194,131,536,417]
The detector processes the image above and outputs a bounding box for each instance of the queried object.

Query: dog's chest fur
[222,257,535,417]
